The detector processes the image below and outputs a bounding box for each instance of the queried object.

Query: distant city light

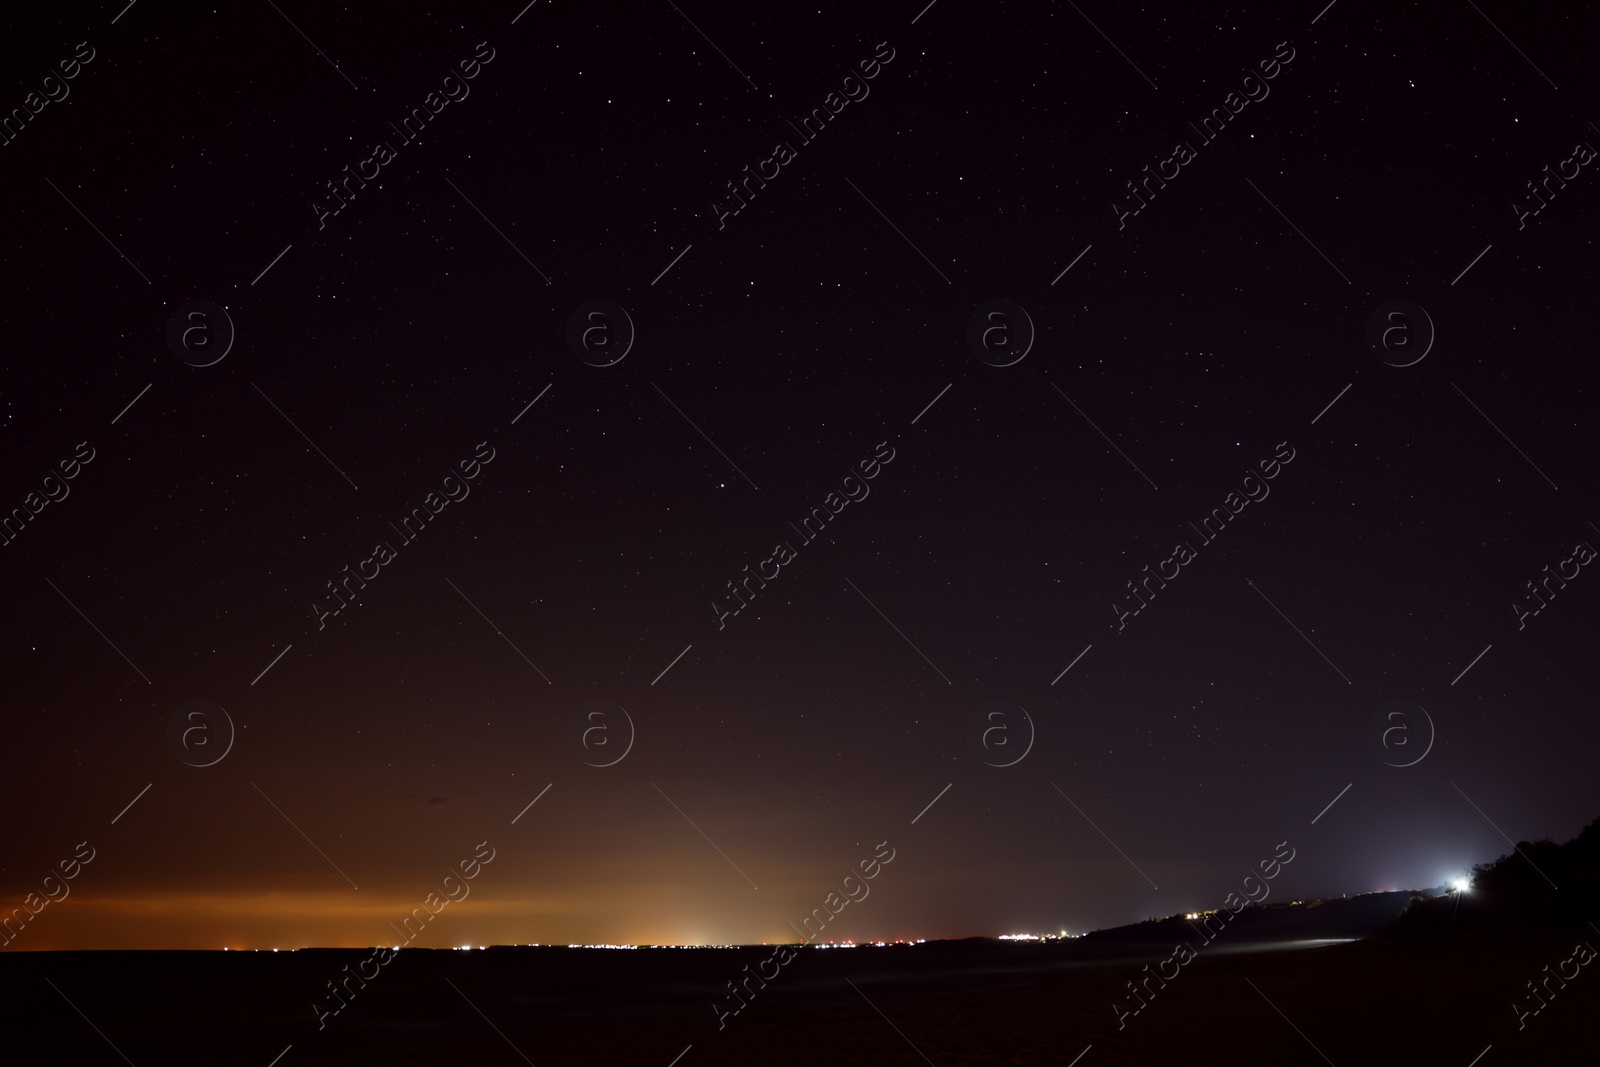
[197,936,1077,953]
[999,931,1079,941]
[565,943,640,949]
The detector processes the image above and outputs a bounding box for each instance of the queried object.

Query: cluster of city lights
[217,885,1471,955]
[564,943,638,949]
[999,931,1081,941]
[222,934,1068,952]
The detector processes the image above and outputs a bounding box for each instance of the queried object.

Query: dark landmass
[1388,815,1600,935]
[1080,888,1415,948]
[6,822,1596,1065]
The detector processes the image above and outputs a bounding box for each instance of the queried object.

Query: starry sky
[2,0,1597,951]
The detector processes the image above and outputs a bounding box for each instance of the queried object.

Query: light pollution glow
[2,891,934,952]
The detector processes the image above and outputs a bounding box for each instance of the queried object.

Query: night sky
[3,0,1597,953]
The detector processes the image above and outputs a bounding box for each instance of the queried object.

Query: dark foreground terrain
[4,891,1592,1065]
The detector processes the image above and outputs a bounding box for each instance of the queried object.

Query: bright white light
[1452,878,1471,894]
